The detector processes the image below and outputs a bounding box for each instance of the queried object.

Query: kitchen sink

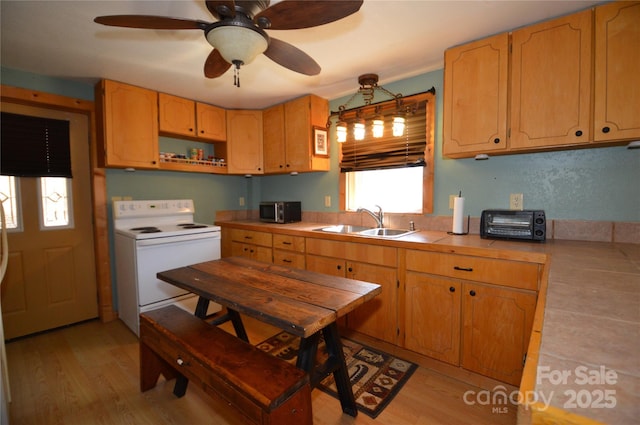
[313,224,373,234]
[357,228,417,238]
[313,225,416,238]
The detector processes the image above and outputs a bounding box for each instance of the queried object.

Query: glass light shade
[354,120,366,141]
[206,25,268,65]
[393,116,406,137]
[336,121,348,143]
[372,116,384,138]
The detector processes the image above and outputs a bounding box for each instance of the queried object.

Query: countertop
[217,220,640,424]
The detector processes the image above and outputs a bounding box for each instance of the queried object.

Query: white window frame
[37,177,74,230]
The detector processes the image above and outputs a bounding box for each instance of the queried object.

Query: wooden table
[156,256,382,417]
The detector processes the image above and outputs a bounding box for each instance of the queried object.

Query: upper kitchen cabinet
[510,9,593,150]
[263,94,330,174]
[593,1,640,142]
[158,93,227,142]
[196,102,227,141]
[95,79,159,169]
[443,33,509,158]
[226,110,263,175]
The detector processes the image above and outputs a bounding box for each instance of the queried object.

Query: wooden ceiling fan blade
[94,15,209,30]
[205,1,236,20]
[254,0,363,30]
[204,49,232,78]
[264,38,320,76]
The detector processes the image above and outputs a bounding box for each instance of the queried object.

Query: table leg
[296,332,320,373]
[227,309,249,343]
[194,297,210,318]
[322,323,358,417]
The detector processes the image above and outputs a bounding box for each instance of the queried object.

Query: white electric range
[113,199,221,335]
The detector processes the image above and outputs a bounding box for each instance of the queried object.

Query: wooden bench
[139,305,313,425]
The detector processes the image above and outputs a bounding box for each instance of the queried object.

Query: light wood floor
[6,316,517,425]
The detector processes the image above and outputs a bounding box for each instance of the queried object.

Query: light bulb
[354,121,365,141]
[336,121,347,143]
[393,116,405,137]
[372,116,384,138]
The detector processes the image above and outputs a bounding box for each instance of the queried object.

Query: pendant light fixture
[327,74,405,143]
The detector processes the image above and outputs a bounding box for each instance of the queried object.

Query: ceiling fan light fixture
[206,24,268,66]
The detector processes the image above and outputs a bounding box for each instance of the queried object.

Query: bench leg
[323,323,358,417]
[140,342,178,392]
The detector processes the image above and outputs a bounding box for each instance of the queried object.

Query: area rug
[256,331,417,418]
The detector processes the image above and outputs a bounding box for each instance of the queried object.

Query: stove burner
[180,224,208,229]
[131,226,161,233]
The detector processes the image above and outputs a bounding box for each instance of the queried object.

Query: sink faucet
[357,205,384,228]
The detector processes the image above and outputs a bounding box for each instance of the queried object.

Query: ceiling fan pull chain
[233,60,242,88]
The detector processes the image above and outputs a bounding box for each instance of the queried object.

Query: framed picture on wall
[313,126,329,157]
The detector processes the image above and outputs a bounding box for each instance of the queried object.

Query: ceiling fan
[94,0,364,87]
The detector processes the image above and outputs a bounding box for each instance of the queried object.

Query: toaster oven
[480,210,546,241]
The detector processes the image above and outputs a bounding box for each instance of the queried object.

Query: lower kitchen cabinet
[229,228,272,263]
[405,272,461,365]
[461,282,536,386]
[306,238,398,344]
[272,234,305,268]
[404,249,539,385]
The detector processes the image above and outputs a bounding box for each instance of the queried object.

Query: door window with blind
[0,111,74,231]
[339,91,435,213]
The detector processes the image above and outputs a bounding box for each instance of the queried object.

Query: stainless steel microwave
[480,210,546,241]
[259,201,302,223]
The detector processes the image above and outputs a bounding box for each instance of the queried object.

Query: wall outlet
[510,193,524,210]
[324,195,331,208]
[111,196,122,202]
[449,194,456,210]
[239,197,245,207]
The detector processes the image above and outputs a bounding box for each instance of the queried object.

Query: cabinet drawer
[273,250,305,269]
[405,250,539,290]
[306,238,396,268]
[229,229,272,247]
[273,234,305,253]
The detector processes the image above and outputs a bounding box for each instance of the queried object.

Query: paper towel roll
[452,196,465,234]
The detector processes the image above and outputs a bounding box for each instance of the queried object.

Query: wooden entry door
[1,103,98,339]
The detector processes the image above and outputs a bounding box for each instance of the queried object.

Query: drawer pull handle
[176,357,186,366]
[283,259,292,263]
[336,265,342,270]
[469,290,476,297]
[282,241,292,245]
[449,286,455,292]
[454,266,473,272]
[244,236,253,240]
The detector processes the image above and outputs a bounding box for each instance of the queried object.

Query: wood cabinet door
[262,103,286,173]
[196,102,226,141]
[305,255,346,277]
[443,33,509,158]
[594,1,640,142]
[510,10,593,150]
[226,110,263,174]
[231,241,272,263]
[158,93,196,138]
[98,80,158,169]
[461,282,536,386]
[405,272,461,365]
[284,96,312,172]
[346,261,397,344]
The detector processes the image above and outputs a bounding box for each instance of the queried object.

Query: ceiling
[1,0,601,110]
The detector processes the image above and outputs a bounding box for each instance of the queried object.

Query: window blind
[339,94,430,172]
[1,112,72,177]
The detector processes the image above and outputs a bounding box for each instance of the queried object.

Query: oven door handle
[136,232,220,247]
